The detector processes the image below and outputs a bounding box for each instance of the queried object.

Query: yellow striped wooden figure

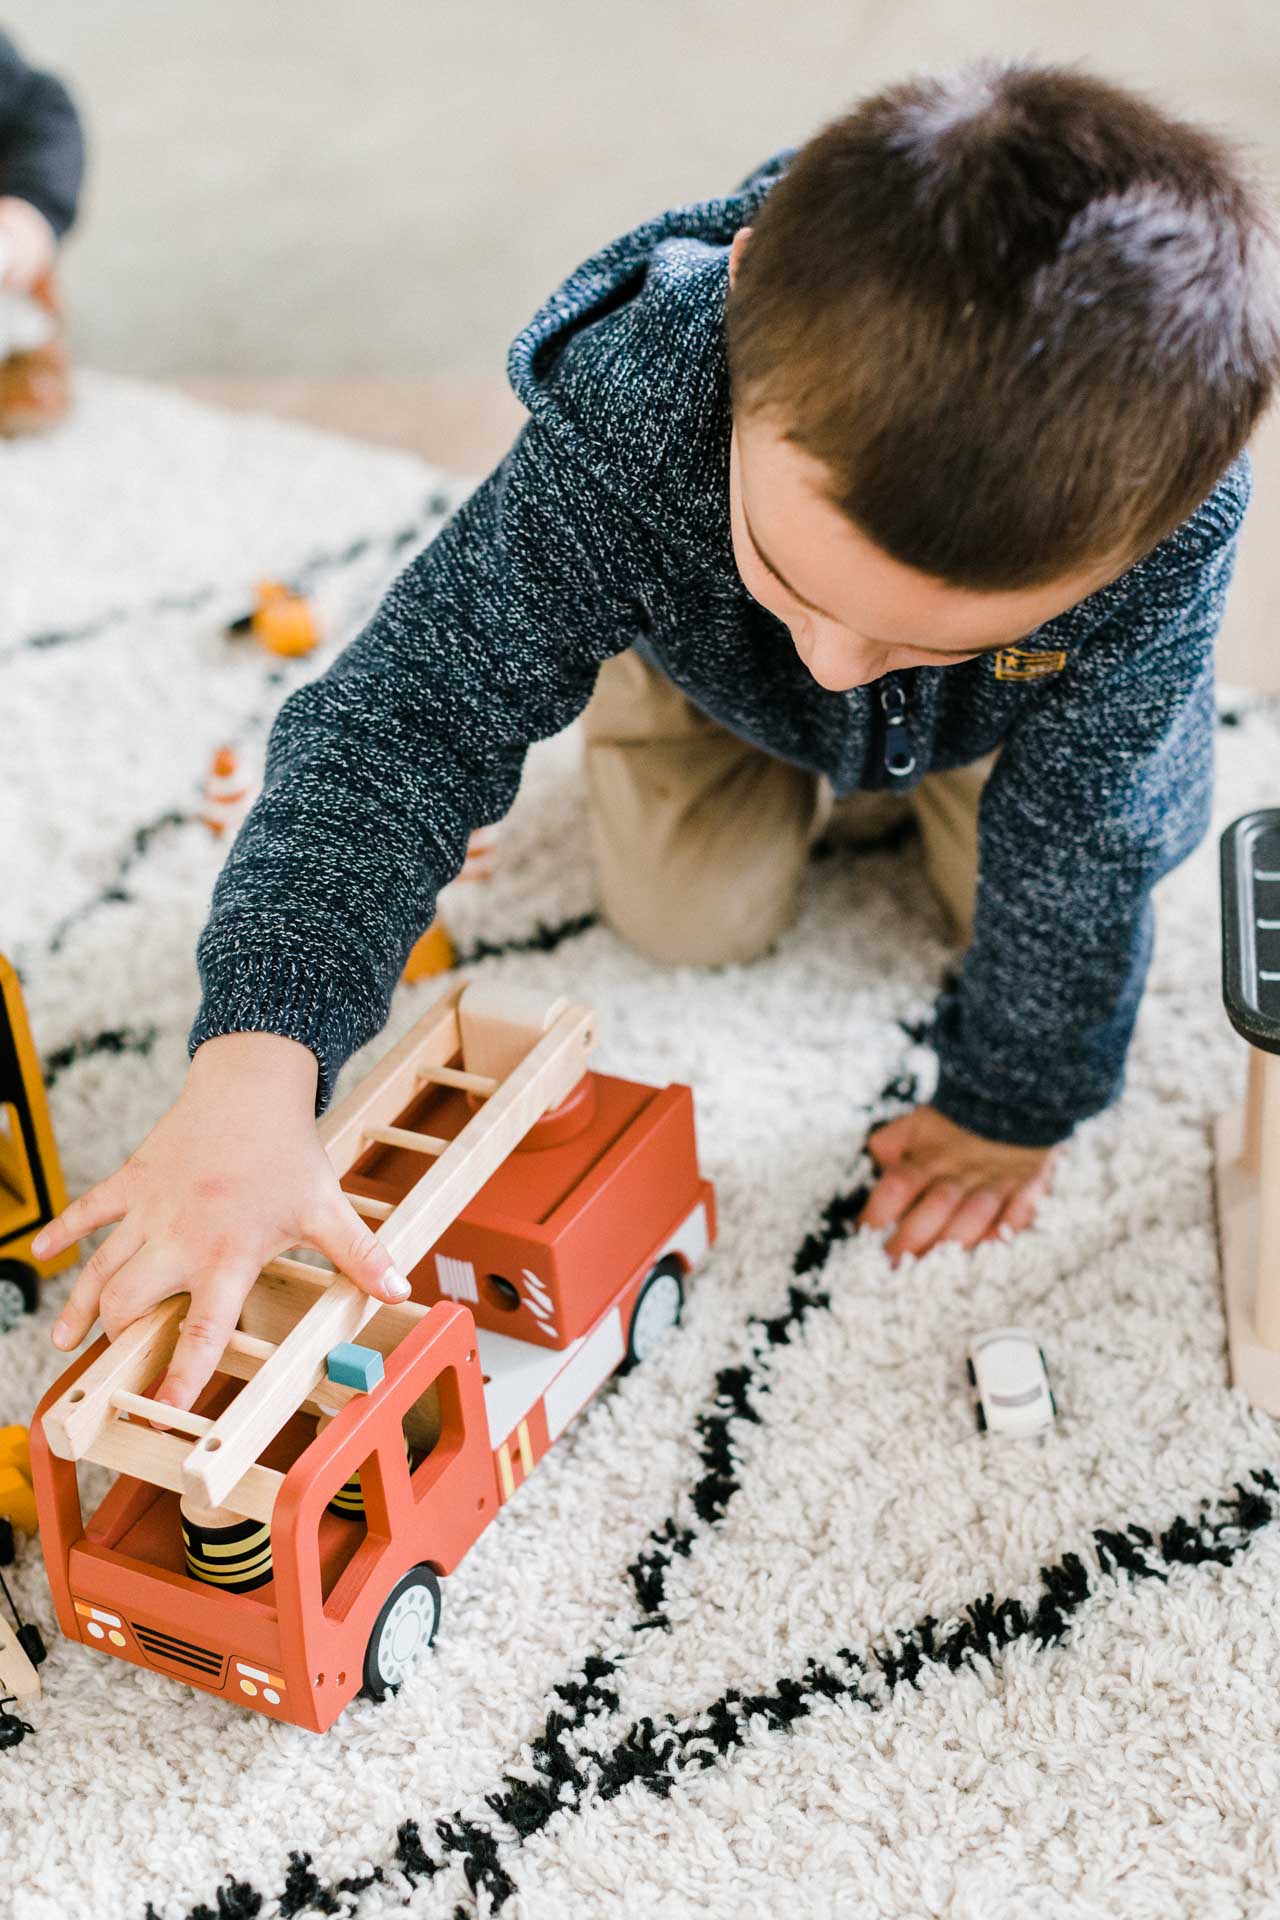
[180,1501,273,1593]
[324,1430,413,1520]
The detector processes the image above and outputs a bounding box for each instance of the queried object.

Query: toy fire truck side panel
[532,1085,707,1345]
[403,1079,707,1349]
[270,1300,495,1733]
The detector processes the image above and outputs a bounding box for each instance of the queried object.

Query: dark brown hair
[725,63,1280,589]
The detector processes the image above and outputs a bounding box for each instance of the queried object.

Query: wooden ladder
[41,982,597,1517]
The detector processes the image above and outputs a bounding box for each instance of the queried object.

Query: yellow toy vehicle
[0,954,77,1331]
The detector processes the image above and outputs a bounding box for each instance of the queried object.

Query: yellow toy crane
[0,953,78,1332]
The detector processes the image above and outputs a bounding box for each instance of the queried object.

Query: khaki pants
[582,650,995,966]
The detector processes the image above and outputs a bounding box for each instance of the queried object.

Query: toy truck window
[0,1102,36,1237]
[407,1366,464,1506]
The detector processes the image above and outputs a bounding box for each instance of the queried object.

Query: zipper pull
[879,679,917,788]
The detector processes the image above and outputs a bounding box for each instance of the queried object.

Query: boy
[34,62,1280,1416]
[0,30,84,433]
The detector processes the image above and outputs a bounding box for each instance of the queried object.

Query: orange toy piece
[227,582,319,659]
[202,744,258,839]
[0,954,78,1329]
[402,919,455,983]
[32,982,715,1732]
[0,1425,37,1535]
[456,823,500,884]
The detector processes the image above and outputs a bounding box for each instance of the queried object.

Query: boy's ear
[728,226,752,289]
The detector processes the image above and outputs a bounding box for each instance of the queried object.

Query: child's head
[725,62,1280,691]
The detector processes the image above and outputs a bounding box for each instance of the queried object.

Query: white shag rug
[4,373,1280,1920]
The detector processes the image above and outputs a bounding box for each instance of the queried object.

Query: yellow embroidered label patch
[994,646,1068,682]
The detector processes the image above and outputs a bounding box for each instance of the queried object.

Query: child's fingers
[51,1221,143,1350]
[153,1270,257,1413]
[30,1172,128,1262]
[938,1188,1005,1251]
[991,1184,1044,1242]
[859,1160,929,1232]
[309,1197,412,1302]
[866,1114,915,1167]
[884,1180,969,1261]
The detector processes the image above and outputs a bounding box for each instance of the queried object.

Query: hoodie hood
[505,155,791,514]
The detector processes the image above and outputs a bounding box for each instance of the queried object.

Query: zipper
[877,674,918,789]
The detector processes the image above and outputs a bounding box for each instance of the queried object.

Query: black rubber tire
[16,1622,45,1669]
[0,1517,13,1566]
[0,1259,37,1333]
[619,1256,685,1374]
[361,1564,441,1701]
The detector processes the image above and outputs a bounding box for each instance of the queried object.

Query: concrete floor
[10,1,1280,685]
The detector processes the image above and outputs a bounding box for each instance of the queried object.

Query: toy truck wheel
[0,1260,37,1334]
[362,1564,441,1701]
[621,1257,684,1373]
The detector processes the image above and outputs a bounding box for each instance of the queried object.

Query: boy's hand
[31,1033,412,1414]
[0,197,56,292]
[860,1104,1057,1261]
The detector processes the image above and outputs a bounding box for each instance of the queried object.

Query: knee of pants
[594,853,805,967]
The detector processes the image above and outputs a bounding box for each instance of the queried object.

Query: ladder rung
[418,1063,498,1097]
[222,1328,277,1362]
[262,1255,336,1287]
[364,1124,450,1154]
[208,1325,355,1418]
[344,1190,394,1220]
[110,1391,212,1437]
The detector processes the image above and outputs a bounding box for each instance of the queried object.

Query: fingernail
[31,1228,51,1257]
[385,1270,412,1299]
[51,1320,71,1349]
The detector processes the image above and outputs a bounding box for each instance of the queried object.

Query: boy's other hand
[0,197,56,292]
[861,1104,1057,1261]
[31,1032,413,1414]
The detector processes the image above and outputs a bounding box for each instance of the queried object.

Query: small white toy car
[966,1327,1057,1437]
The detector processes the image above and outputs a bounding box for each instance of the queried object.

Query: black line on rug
[150,1467,1280,1920]
[451,913,599,967]
[43,1025,161,1090]
[2,488,462,664]
[41,810,197,959]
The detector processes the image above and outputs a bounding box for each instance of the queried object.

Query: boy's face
[730,415,1128,693]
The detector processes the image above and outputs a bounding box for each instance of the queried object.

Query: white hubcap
[0,1279,25,1334]
[376,1580,437,1686]
[630,1271,682,1363]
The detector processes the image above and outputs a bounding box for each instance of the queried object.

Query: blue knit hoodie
[191,156,1251,1147]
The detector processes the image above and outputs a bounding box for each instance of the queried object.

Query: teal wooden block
[326,1342,385,1392]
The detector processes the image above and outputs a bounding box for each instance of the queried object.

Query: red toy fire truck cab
[31,983,715,1732]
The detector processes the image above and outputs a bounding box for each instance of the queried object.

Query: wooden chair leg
[1254,1051,1280,1347]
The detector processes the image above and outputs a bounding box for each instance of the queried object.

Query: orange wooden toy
[31,983,714,1732]
[227,582,319,659]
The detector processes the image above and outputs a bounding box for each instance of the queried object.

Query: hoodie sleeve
[189,420,649,1107]
[931,518,1243,1148]
[0,34,85,238]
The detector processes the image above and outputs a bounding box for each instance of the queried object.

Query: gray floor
[15,1,1280,379]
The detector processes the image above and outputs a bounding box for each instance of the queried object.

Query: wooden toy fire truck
[30,983,714,1732]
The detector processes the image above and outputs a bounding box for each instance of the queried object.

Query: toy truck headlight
[234,1659,285,1705]
[73,1599,130,1649]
